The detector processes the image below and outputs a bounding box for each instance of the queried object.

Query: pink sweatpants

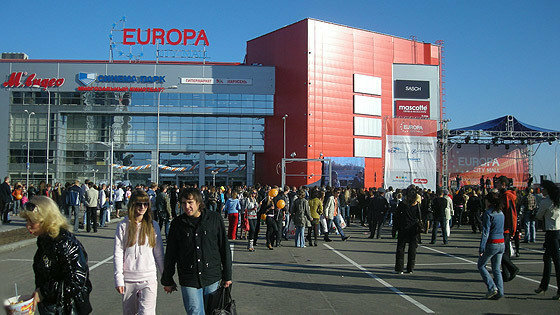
[122,279,158,315]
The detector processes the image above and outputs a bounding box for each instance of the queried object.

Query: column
[198,151,206,187]
[246,151,254,187]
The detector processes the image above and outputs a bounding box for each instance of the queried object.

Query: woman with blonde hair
[114,189,164,314]
[21,195,92,314]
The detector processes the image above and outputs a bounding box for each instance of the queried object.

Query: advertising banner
[321,157,365,188]
[384,118,437,190]
[395,100,430,118]
[394,80,430,99]
[448,144,529,188]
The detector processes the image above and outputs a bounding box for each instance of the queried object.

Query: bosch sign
[394,80,430,99]
[3,72,65,88]
[123,28,209,46]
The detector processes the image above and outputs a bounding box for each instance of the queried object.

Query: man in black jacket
[468,190,483,233]
[430,189,448,244]
[0,176,12,223]
[162,188,232,314]
[368,189,389,239]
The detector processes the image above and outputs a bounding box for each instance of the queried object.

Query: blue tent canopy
[451,115,557,133]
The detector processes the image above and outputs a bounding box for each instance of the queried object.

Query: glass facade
[8,90,273,186]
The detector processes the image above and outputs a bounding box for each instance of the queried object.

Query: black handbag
[207,285,236,315]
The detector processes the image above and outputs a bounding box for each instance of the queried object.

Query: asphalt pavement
[0,218,558,314]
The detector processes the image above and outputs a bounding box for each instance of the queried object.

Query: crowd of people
[1,173,559,314]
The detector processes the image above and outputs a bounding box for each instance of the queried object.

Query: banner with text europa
[384,118,437,190]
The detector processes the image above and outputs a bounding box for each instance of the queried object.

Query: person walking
[114,189,164,315]
[155,184,172,239]
[368,189,389,239]
[308,190,324,247]
[394,187,422,274]
[522,187,537,243]
[0,176,12,224]
[98,183,109,227]
[477,191,505,300]
[85,182,99,233]
[22,196,92,314]
[324,189,349,242]
[431,189,449,245]
[66,180,84,232]
[534,180,560,300]
[245,190,259,251]
[291,189,312,248]
[161,188,232,314]
[224,191,241,240]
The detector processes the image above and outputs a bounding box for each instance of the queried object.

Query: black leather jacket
[161,210,232,288]
[34,229,92,314]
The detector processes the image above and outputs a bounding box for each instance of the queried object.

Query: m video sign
[394,80,430,99]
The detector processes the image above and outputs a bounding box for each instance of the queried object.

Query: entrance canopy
[444,115,560,145]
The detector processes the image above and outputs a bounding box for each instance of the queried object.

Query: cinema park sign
[122,28,209,46]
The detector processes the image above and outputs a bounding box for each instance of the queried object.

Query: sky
[2,0,559,181]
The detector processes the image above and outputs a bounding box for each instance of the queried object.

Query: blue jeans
[524,213,536,242]
[99,207,109,227]
[327,216,345,239]
[478,242,505,296]
[282,213,290,237]
[295,226,305,247]
[70,205,80,232]
[181,280,220,315]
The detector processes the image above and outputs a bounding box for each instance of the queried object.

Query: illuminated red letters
[3,72,65,88]
[123,28,209,46]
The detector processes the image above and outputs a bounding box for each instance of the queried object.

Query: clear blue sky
[3,0,559,181]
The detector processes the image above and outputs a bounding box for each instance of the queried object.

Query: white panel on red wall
[354,117,381,137]
[354,138,382,158]
[354,95,381,116]
[353,74,381,95]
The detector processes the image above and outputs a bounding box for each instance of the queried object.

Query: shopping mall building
[0,18,442,189]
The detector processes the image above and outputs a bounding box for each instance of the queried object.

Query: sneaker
[405,270,413,274]
[491,294,503,300]
[535,287,546,294]
[552,294,560,300]
[342,236,350,241]
[395,271,404,275]
[485,289,498,299]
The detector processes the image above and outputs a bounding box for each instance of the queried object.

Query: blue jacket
[66,185,84,206]
[224,198,241,214]
[479,208,505,253]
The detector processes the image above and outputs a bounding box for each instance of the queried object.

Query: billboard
[395,100,430,118]
[321,157,365,188]
[449,144,529,188]
[384,118,438,190]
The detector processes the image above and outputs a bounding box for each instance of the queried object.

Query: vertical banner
[384,118,437,190]
[448,144,529,188]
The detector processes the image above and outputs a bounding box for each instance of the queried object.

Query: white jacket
[324,195,337,220]
[444,195,454,220]
[114,217,164,287]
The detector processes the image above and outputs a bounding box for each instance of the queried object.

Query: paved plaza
[0,220,558,314]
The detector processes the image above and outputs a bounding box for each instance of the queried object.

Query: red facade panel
[247,18,440,188]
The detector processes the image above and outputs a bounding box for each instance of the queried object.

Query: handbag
[207,285,237,315]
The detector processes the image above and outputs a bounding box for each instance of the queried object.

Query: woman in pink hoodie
[114,189,164,315]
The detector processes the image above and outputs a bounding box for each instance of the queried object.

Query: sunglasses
[24,202,38,212]
[134,202,149,208]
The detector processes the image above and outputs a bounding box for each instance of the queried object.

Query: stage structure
[439,115,560,189]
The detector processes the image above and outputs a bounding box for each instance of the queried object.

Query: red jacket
[503,190,517,235]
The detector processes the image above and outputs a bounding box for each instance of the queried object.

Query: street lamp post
[94,129,114,206]
[90,169,98,184]
[156,85,178,183]
[282,114,288,159]
[24,110,35,186]
[211,170,218,186]
[31,85,51,184]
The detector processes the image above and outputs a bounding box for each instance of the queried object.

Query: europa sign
[123,28,209,46]
[3,72,65,88]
